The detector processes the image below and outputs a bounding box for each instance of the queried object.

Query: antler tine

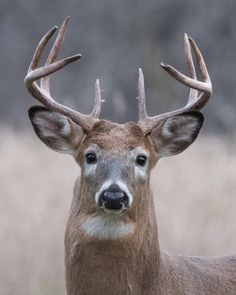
[25,17,102,132]
[188,36,211,83]
[138,68,148,121]
[184,33,198,104]
[160,36,212,94]
[40,16,70,92]
[90,79,102,118]
[27,26,58,73]
[160,36,212,107]
[138,35,212,134]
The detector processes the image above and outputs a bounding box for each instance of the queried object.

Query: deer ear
[28,106,84,154]
[150,112,204,158]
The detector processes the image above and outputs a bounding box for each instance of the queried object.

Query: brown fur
[64,121,236,295]
[29,111,236,294]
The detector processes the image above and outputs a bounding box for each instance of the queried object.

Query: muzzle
[98,184,129,211]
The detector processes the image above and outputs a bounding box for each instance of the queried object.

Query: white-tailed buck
[25,17,236,295]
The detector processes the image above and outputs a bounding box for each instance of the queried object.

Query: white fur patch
[135,165,147,179]
[84,162,97,177]
[60,120,71,136]
[82,215,134,239]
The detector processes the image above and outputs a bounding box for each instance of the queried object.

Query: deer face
[76,120,157,216]
[29,107,203,220]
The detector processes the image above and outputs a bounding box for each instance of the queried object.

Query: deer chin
[81,213,134,239]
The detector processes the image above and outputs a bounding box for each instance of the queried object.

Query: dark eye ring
[85,152,97,164]
[136,155,147,167]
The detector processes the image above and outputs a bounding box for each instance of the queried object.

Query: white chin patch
[81,215,134,240]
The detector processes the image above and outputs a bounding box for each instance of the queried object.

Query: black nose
[99,184,129,210]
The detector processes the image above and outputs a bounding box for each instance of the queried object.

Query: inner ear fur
[150,111,204,158]
[28,106,84,154]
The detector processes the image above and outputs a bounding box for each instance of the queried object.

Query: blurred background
[1,0,236,294]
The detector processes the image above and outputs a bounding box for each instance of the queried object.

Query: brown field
[1,127,236,295]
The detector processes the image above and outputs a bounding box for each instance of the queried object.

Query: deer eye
[135,155,147,167]
[85,152,97,164]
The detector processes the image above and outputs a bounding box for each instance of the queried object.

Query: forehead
[83,120,151,151]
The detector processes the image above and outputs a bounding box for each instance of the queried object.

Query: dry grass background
[1,127,236,295]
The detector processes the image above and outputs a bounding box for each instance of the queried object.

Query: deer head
[26,18,212,233]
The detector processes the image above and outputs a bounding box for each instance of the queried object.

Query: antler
[138,33,212,134]
[25,16,102,132]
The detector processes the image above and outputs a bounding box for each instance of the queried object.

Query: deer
[25,17,236,295]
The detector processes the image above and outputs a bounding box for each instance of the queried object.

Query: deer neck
[65,178,162,294]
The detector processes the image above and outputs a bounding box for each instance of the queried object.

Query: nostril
[101,191,112,202]
[99,188,129,210]
[118,192,126,201]
[120,192,129,206]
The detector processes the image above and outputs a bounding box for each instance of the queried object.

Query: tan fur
[62,121,236,295]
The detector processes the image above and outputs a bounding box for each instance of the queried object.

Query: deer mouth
[101,206,126,216]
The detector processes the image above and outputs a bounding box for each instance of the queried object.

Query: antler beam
[138,34,212,134]
[25,16,102,132]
